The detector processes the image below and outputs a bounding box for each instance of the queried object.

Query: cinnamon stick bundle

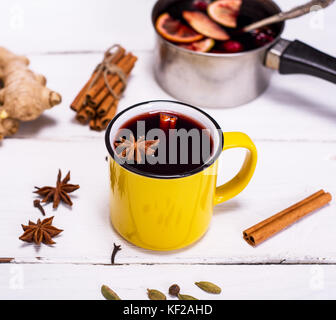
[86,48,125,100]
[90,54,137,108]
[243,190,332,247]
[70,45,137,131]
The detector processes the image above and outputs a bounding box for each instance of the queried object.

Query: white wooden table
[0,0,336,300]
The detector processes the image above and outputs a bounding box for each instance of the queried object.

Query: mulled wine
[155,0,279,54]
[113,111,214,176]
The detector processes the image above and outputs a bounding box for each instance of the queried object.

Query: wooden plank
[0,0,334,54]
[0,0,335,302]
[0,0,157,53]
[1,264,336,299]
[2,51,334,142]
[0,139,335,264]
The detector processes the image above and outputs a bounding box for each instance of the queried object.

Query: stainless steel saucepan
[152,0,336,108]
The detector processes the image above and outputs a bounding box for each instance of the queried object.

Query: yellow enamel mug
[105,100,257,251]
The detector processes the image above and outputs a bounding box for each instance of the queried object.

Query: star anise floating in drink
[19,216,63,245]
[34,170,80,209]
[114,134,160,164]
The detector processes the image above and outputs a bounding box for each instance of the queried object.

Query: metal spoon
[242,0,335,32]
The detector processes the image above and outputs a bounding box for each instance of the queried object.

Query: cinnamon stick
[86,47,125,99]
[244,190,325,238]
[96,94,114,117]
[95,117,104,131]
[84,105,96,119]
[89,118,97,130]
[76,108,89,124]
[160,113,178,132]
[243,190,332,247]
[0,258,14,263]
[91,54,137,107]
[97,81,123,117]
[89,117,104,131]
[101,102,118,128]
[70,71,97,112]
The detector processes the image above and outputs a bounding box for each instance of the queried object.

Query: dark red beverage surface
[115,111,214,176]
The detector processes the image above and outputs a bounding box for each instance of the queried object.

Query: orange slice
[179,38,215,52]
[207,0,242,28]
[155,12,204,43]
[182,11,230,41]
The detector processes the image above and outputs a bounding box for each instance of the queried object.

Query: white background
[0,0,336,299]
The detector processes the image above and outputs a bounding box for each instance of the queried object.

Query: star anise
[19,216,63,245]
[114,134,160,164]
[34,170,80,209]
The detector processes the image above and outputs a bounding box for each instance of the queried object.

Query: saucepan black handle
[266,39,336,84]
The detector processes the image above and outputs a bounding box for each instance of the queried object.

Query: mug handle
[214,132,258,206]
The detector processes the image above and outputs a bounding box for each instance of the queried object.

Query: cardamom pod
[195,281,222,294]
[147,289,167,300]
[178,293,198,300]
[101,285,121,300]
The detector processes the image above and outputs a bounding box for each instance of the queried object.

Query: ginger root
[0,47,61,139]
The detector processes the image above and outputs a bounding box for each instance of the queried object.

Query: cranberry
[193,0,209,12]
[221,40,244,53]
[254,33,274,47]
[253,28,275,47]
